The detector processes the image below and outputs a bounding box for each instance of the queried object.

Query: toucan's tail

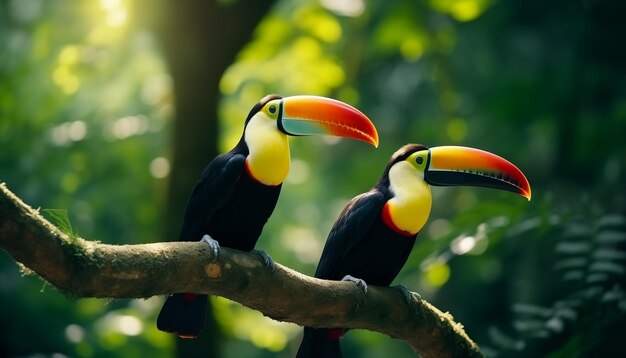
[157,293,208,338]
[296,327,343,358]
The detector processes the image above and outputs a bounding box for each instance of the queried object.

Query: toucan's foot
[393,284,418,305]
[252,249,276,272]
[201,235,220,259]
[342,275,368,294]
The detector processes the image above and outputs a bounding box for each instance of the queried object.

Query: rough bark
[0,183,482,358]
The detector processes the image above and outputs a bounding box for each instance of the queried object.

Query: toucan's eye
[416,156,424,165]
[268,105,277,114]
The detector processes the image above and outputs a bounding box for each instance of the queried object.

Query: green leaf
[43,208,76,242]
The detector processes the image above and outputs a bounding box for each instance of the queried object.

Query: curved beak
[277,96,379,147]
[424,146,531,200]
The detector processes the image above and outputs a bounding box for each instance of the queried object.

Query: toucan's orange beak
[425,146,531,200]
[278,96,379,147]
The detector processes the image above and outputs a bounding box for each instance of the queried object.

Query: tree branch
[0,183,481,358]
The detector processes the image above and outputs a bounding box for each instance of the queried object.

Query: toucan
[157,95,379,338]
[296,143,531,358]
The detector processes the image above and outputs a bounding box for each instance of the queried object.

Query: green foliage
[485,212,626,357]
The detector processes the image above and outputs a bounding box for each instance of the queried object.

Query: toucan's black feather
[178,153,246,242]
[296,327,343,358]
[315,190,417,287]
[314,191,385,280]
[157,293,208,338]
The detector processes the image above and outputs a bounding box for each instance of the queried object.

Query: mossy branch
[0,183,482,358]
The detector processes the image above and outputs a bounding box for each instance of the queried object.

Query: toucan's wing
[314,190,385,279]
[178,152,246,241]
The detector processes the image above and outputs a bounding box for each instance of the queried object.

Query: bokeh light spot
[429,0,489,22]
[100,0,127,27]
[150,157,170,179]
[68,121,87,141]
[106,8,127,27]
[116,315,142,336]
[310,14,342,43]
[450,0,482,21]
[108,115,149,140]
[96,312,143,337]
[425,261,451,287]
[320,0,365,17]
[400,35,425,61]
[451,235,476,255]
[58,45,81,65]
[65,324,86,343]
[291,36,322,61]
[53,66,80,95]
[100,0,121,11]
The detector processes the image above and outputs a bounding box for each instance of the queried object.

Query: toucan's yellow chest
[244,116,290,186]
[384,162,432,235]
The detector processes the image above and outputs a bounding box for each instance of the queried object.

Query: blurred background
[1,0,625,357]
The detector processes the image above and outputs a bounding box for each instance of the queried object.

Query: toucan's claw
[252,249,276,272]
[342,275,368,294]
[201,235,220,260]
[393,284,418,306]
